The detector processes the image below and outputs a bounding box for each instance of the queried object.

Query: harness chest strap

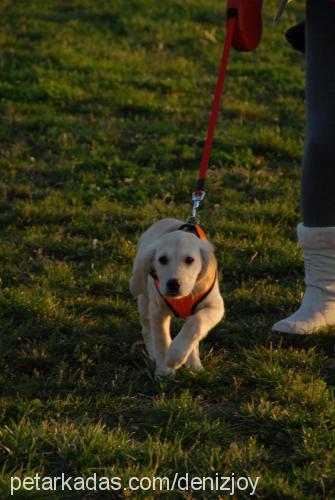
[150,272,217,318]
[149,224,216,318]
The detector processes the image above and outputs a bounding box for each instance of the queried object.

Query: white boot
[272,224,335,334]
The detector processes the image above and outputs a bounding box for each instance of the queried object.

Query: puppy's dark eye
[185,256,194,265]
[158,255,168,265]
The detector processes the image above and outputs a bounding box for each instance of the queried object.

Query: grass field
[1,0,335,498]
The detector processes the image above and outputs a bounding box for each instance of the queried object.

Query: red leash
[190,0,263,220]
[197,10,237,192]
[191,9,237,220]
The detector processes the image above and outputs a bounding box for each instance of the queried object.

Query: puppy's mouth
[164,287,188,298]
[165,290,183,298]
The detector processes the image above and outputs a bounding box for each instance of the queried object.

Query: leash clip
[189,190,205,223]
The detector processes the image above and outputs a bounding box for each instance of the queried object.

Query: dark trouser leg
[272,0,335,334]
[301,0,335,227]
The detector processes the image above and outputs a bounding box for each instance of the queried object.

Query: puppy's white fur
[130,218,224,378]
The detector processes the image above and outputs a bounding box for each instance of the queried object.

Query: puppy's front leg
[150,305,174,378]
[138,294,155,360]
[185,343,203,371]
[166,305,223,371]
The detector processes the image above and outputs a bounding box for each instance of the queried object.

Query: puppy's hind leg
[138,294,155,361]
[185,343,203,372]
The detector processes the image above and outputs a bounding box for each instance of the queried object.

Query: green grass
[0,0,334,497]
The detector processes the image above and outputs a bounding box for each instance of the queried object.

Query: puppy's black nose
[166,278,180,293]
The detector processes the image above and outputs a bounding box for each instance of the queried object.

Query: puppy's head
[152,231,216,298]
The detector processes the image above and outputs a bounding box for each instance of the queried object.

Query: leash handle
[191,8,238,220]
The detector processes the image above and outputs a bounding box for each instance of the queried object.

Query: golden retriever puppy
[130,218,224,378]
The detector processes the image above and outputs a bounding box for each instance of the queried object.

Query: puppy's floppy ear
[129,245,156,297]
[198,240,217,281]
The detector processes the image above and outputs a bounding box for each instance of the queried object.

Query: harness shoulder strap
[190,273,217,314]
[178,223,207,241]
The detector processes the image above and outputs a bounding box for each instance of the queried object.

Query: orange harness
[149,224,216,318]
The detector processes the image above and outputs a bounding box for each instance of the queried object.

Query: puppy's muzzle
[166,278,180,296]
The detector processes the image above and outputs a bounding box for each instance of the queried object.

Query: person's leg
[302,0,335,226]
[273,0,335,334]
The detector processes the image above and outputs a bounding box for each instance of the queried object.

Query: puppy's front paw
[185,346,204,372]
[165,337,192,370]
[185,358,204,372]
[155,365,175,380]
